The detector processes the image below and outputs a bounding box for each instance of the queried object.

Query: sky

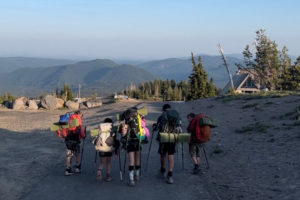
[0,0,299,60]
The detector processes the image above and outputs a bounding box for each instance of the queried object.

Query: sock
[135,165,140,170]
[160,167,166,173]
[129,166,134,171]
[167,171,173,177]
[195,164,199,168]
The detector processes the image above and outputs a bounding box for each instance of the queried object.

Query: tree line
[123,53,218,101]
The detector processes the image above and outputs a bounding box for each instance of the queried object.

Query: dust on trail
[1,96,300,200]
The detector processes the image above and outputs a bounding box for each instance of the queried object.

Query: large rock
[56,98,64,109]
[41,95,57,110]
[12,97,28,110]
[79,102,88,109]
[65,101,79,110]
[86,100,102,108]
[27,100,38,110]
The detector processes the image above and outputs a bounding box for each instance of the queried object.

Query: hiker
[96,118,120,182]
[187,113,202,174]
[153,104,181,184]
[64,110,86,176]
[120,107,146,186]
[187,112,214,174]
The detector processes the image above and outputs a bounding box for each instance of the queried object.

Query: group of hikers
[53,103,213,186]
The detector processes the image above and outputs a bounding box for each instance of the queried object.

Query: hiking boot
[105,174,112,182]
[134,169,140,181]
[193,165,200,175]
[97,169,103,182]
[129,170,135,186]
[167,176,174,184]
[75,164,81,173]
[65,167,74,176]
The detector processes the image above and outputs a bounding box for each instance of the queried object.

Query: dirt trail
[1,96,300,200]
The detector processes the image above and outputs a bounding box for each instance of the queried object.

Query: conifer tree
[60,83,74,101]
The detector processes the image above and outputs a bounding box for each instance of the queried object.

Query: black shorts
[126,140,141,153]
[99,152,113,157]
[65,139,80,153]
[158,143,176,155]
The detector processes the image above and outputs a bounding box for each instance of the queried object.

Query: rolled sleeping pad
[50,119,79,131]
[199,117,218,128]
[159,133,190,143]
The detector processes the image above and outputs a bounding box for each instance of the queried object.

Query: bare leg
[168,155,174,172]
[160,154,166,169]
[135,151,141,166]
[106,157,112,175]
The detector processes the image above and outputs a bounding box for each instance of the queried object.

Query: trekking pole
[203,147,210,169]
[80,126,87,165]
[118,150,123,181]
[145,129,155,172]
[181,142,184,170]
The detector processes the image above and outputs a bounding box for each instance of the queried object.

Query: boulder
[0,104,7,109]
[56,98,64,109]
[27,100,39,110]
[86,100,102,108]
[65,101,79,110]
[79,102,88,109]
[41,95,57,110]
[12,97,28,110]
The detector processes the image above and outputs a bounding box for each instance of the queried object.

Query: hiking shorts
[65,140,80,157]
[99,152,113,157]
[126,140,141,153]
[158,143,176,155]
[189,143,204,158]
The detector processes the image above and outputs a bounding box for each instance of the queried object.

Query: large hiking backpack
[93,123,115,152]
[188,113,217,143]
[55,113,85,139]
[161,109,182,133]
[122,108,148,142]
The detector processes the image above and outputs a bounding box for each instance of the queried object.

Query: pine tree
[279,46,292,90]
[60,83,74,101]
[188,53,211,99]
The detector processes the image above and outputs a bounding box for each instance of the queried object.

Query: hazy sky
[0,0,299,59]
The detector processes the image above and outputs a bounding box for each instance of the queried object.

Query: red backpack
[188,114,211,143]
[56,114,86,139]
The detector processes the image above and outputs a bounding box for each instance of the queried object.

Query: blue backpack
[59,113,73,125]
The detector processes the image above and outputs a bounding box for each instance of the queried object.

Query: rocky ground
[0,95,299,200]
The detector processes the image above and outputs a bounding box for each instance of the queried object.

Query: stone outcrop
[27,100,39,110]
[41,95,57,110]
[12,97,28,110]
[65,101,79,110]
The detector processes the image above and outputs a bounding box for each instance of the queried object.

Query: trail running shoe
[75,164,81,173]
[167,176,174,184]
[105,174,112,182]
[65,167,74,176]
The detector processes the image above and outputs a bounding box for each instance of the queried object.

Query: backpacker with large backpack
[51,112,86,139]
[92,123,116,153]
[158,109,184,143]
[188,113,218,143]
[121,107,149,143]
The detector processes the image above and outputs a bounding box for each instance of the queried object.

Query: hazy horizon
[1,0,300,59]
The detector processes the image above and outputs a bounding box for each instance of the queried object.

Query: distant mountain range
[0,55,249,97]
[0,59,157,96]
[0,57,76,73]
